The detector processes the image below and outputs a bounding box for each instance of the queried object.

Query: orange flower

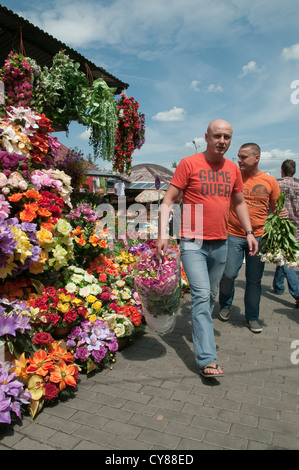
[11,352,29,379]
[25,202,39,212]
[72,226,83,235]
[19,209,37,223]
[89,234,100,246]
[25,189,42,199]
[49,361,78,390]
[26,350,54,377]
[37,207,52,217]
[8,193,23,202]
[48,341,75,363]
[40,221,55,231]
[75,234,86,246]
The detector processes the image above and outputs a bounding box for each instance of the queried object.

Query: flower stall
[0,48,187,426]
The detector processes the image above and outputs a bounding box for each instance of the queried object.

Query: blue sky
[2,0,299,178]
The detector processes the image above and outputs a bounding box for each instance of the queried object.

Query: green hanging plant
[37,50,89,130]
[80,78,118,161]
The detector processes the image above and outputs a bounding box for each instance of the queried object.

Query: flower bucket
[134,249,182,335]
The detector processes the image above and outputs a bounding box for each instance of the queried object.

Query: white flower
[65,282,77,294]
[84,273,96,283]
[89,284,102,295]
[121,291,131,300]
[71,274,84,283]
[79,286,91,298]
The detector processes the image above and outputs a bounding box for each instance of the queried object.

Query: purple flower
[0,389,12,424]
[0,315,17,337]
[13,312,31,333]
[91,346,107,363]
[75,346,90,362]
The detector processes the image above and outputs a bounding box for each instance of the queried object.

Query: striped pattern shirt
[277,177,299,241]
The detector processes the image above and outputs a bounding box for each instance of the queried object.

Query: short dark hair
[240,143,261,155]
[281,159,296,177]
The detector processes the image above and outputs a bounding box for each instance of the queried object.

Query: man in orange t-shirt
[156,121,258,379]
[219,143,285,333]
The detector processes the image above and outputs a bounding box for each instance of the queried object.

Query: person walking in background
[219,143,288,333]
[156,120,258,378]
[273,160,299,308]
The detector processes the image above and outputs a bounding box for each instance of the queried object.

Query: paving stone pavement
[1,264,299,452]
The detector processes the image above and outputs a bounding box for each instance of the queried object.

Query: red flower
[44,382,59,401]
[32,332,54,345]
[63,309,77,324]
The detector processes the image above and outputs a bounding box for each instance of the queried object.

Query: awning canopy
[128,182,169,190]
[0,5,128,95]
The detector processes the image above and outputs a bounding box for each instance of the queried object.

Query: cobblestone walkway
[1,265,299,451]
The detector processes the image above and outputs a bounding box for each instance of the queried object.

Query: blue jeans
[219,235,265,321]
[180,238,227,368]
[273,265,299,299]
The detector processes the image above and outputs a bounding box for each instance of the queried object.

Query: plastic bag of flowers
[133,249,182,335]
[66,318,119,374]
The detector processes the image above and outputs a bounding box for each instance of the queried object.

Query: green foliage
[260,192,299,263]
[35,51,118,161]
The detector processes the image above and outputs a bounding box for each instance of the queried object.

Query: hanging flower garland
[113,94,145,175]
[0,51,41,111]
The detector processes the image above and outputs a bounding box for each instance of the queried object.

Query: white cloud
[185,137,205,150]
[207,84,223,93]
[282,43,299,61]
[261,148,297,162]
[79,129,90,140]
[152,106,186,122]
[239,60,261,78]
[190,80,200,92]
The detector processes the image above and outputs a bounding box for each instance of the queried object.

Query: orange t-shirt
[227,171,280,238]
[171,153,244,239]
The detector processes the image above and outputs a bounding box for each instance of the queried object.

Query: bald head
[204,119,233,161]
[207,119,233,136]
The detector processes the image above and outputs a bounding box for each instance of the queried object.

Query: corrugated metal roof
[0,5,129,94]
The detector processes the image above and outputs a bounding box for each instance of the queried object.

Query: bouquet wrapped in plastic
[134,249,181,335]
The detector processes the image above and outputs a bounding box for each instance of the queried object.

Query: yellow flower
[88,314,97,323]
[0,255,18,279]
[92,301,102,311]
[87,295,97,304]
[57,302,70,313]
[11,226,32,264]
[36,228,53,245]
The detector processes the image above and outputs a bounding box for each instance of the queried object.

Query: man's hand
[277,207,289,219]
[247,233,259,256]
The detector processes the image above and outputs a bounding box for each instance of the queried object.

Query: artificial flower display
[11,342,80,418]
[27,286,89,336]
[0,360,31,424]
[62,264,103,312]
[66,203,109,267]
[66,318,118,374]
[134,249,182,335]
[0,298,33,358]
[113,94,146,175]
[0,106,59,168]
[0,51,41,109]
